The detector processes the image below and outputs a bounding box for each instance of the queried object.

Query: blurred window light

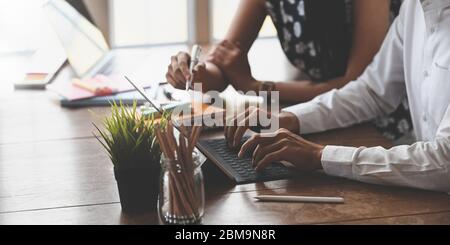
[0,0,277,55]
[111,0,188,46]
[0,0,52,55]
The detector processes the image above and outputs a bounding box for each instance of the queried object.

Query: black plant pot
[114,166,159,213]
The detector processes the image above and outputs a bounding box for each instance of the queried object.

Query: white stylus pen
[186,45,202,91]
[254,195,345,204]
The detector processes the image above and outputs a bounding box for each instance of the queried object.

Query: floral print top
[265,0,403,81]
[265,0,412,141]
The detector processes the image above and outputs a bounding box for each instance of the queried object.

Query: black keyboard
[197,137,297,184]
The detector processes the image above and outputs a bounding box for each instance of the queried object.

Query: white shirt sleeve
[283,11,406,135]
[282,4,450,192]
[322,106,450,193]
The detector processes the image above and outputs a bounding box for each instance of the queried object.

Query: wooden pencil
[156,120,204,221]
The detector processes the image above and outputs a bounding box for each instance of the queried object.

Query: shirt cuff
[321,145,358,179]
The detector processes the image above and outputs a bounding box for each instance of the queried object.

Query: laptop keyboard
[197,137,297,184]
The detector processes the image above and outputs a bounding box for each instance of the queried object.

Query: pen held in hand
[186,45,202,91]
[254,195,345,204]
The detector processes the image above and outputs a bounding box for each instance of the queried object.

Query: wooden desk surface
[1,42,450,225]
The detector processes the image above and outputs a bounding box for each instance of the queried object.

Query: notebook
[47,75,145,101]
[60,89,151,108]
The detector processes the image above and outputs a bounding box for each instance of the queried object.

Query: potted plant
[93,101,161,213]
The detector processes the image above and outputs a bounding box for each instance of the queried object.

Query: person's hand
[208,40,259,91]
[238,128,324,172]
[224,106,300,149]
[166,51,207,90]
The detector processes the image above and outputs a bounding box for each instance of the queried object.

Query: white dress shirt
[283,0,450,192]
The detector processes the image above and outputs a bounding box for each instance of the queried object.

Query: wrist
[313,146,324,170]
[247,78,261,92]
[231,77,259,93]
[203,61,228,91]
[279,111,300,133]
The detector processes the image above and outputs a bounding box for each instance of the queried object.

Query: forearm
[279,111,300,134]
[281,78,398,135]
[224,0,267,52]
[268,76,350,103]
[227,72,352,104]
[199,61,228,93]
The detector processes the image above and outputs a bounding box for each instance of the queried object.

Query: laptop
[43,0,124,79]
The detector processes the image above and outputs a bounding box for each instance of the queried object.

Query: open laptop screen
[44,0,109,77]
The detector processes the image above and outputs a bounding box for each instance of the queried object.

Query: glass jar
[158,150,205,225]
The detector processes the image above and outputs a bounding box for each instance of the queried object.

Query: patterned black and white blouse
[265,0,411,141]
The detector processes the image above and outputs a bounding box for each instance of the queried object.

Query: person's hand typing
[238,128,324,172]
[224,106,300,149]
